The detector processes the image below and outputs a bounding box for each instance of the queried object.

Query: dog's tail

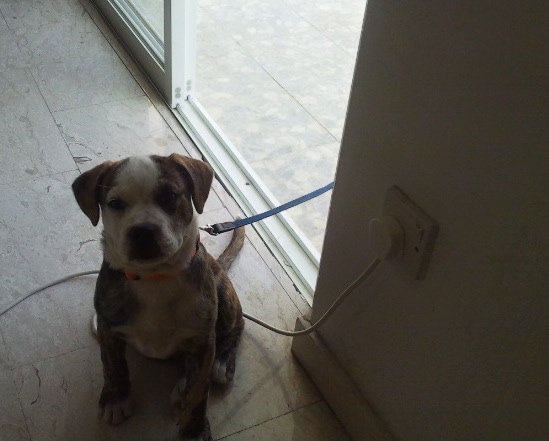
[217,225,245,271]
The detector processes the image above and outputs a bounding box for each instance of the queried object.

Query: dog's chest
[114,278,213,359]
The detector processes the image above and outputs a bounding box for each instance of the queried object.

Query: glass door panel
[178,0,366,297]
[90,0,365,299]
[125,0,164,42]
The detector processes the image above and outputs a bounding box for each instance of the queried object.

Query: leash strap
[200,181,334,236]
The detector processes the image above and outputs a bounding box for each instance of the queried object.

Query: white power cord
[0,259,381,337]
[0,216,400,336]
[0,270,100,318]
[243,257,381,336]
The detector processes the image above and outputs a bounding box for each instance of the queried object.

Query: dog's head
[72,154,214,273]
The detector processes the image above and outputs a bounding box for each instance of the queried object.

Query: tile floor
[0,0,350,440]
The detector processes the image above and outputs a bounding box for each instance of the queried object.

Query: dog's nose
[128,223,159,245]
[127,223,164,262]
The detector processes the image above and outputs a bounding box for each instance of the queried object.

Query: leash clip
[199,224,219,236]
[199,222,237,236]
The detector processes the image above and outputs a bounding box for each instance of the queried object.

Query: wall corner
[291,316,395,441]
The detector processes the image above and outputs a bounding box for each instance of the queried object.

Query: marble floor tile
[240,34,354,141]
[199,0,314,43]
[199,0,359,140]
[283,0,366,56]
[14,345,108,441]
[0,330,14,370]
[1,0,144,111]
[80,0,143,77]
[30,54,144,113]
[0,171,101,366]
[0,276,97,367]
[196,21,335,164]
[220,402,350,441]
[0,222,42,321]
[248,140,340,200]
[0,170,103,282]
[0,171,102,334]
[53,96,194,173]
[0,369,31,441]
[0,67,77,185]
[199,0,364,57]
[0,18,27,73]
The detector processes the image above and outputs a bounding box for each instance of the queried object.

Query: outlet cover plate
[382,186,439,279]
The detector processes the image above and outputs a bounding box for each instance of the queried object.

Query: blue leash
[200,181,334,235]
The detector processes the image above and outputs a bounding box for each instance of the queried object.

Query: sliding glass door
[93,0,196,107]
[90,0,364,300]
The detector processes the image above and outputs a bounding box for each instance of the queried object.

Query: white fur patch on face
[116,155,159,199]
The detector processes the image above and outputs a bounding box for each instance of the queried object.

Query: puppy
[72,153,245,441]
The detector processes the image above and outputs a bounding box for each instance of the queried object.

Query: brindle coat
[72,154,244,441]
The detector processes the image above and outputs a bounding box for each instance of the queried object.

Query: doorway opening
[91,0,366,300]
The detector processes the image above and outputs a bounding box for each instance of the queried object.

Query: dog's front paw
[171,377,188,408]
[99,387,133,425]
[211,358,235,385]
[100,398,133,425]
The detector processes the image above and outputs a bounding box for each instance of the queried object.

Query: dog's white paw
[171,377,188,407]
[100,398,133,425]
[212,359,232,385]
[91,312,98,337]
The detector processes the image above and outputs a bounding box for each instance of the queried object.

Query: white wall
[312,1,549,440]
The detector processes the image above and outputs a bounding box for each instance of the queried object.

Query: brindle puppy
[72,153,244,441]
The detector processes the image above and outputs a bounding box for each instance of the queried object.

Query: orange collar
[124,237,200,281]
[124,271,173,281]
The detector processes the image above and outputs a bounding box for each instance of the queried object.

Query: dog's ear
[72,162,115,226]
[169,154,214,214]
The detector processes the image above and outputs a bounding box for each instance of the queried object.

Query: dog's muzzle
[127,222,164,261]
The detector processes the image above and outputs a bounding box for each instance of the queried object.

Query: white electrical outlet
[381,186,439,279]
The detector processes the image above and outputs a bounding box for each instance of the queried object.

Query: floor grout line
[217,398,325,440]
[0,168,81,188]
[10,342,99,372]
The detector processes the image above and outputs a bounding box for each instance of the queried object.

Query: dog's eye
[156,190,179,213]
[107,198,125,210]
[161,191,178,204]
